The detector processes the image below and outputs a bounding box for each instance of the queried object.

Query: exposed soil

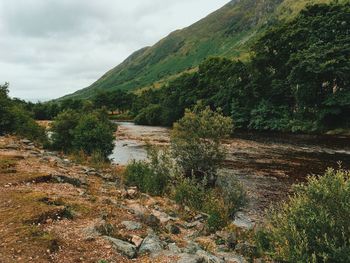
[0,136,245,263]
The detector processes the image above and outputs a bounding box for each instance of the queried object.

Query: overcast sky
[0,0,229,101]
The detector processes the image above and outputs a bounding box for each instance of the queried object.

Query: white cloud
[0,0,229,101]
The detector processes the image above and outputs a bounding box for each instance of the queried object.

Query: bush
[134,104,162,126]
[51,109,115,159]
[0,83,46,143]
[171,102,233,186]
[173,177,245,232]
[72,113,115,159]
[124,147,172,196]
[260,168,350,262]
[174,177,207,211]
[51,110,80,150]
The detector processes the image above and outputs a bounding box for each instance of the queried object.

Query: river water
[110,122,350,222]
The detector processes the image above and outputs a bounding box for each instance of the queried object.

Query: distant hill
[61,0,339,100]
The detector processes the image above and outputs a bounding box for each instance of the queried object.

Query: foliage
[173,176,245,232]
[124,147,172,196]
[134,104,163,126]
[72,112,115,159]
[0,83,47,143]
[171,102,233,185]
[125,2,350,133]
[51,110,80,150]
[260,168,350,262]
[51,109,115,159]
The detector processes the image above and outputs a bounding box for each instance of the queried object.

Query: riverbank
[0,136,249,263]
[113,122,350,223]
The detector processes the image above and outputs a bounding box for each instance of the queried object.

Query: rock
[184,221,204,230]
[95,220,115,236]
[142,214,160,228]
[127,203,147,217]
[166,224,181,235]
[177,253,203,263]
[20,139,31,144]
[139,232,164,256]
[233,212,255,230]
[126,187,138,199]
[183,242,200,254]
[131,235,143,248]
[121,221,142,231]
[52,175,82,187]
[5,144,19,150]
[104,236,137,259]
[226,233,237,249]
[83,226,99,241]
[168,243,182,254]
[152,210,176,224]
[196,250,224,263]
[216,252,247,263]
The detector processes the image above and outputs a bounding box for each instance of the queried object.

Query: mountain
[61,0,338,100]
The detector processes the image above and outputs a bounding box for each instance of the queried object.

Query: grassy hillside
[61,0,340,100]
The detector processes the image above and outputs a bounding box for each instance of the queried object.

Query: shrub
[51,109,115,159]
[171,102,233,186]
[124,147,172,196]
[51,109,80,150]
[260,168,350,262]
[134,104,162,125]
[72,113,115,159]
[173,177,207,211]
[0,83,46,143]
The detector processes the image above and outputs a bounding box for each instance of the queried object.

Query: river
[110,122,350,223]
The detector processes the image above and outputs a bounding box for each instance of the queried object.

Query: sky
[0,0,229,101]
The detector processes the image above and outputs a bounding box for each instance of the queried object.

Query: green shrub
[261,168,350,262]
[124,147,171,196]
[0,83,46,143]
[171,102,233,186]
[51,109,115,159]
[173,177,207,211]
[134,104,162,125]
[72,113,115,159]
[51,109,80,150]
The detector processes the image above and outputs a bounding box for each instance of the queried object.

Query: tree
[171,102,233,186]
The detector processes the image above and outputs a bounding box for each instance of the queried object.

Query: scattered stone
[184,221,204,230]
[196,250,224,263]
[142,214,160,228]
[20,139,31,144]
[127,203,147,217]
[5,144,19,150]
[83,226,99,241]
[233,212,255,230]
[52,175,83,187]
[183,242,200,254]
[177,253,203,263]
[104,236,137,259]
[121,221,142,231]
[139,232,164,256]
[126,187,138,199]
[131,235,143,248]
[166,224,181,235]
[226,233,237,249]
[168,243,182,254]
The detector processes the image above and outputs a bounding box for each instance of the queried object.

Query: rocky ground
[0,136,252,263]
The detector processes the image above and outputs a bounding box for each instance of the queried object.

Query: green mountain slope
[61,0,338,100]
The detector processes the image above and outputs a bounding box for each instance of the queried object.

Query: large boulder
[139,232,164,256]
[104,236,137,259]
